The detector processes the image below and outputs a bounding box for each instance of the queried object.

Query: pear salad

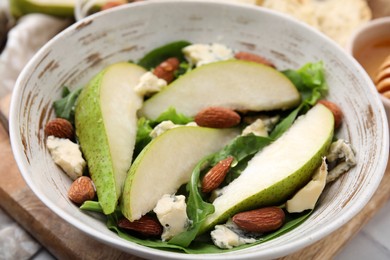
[44,41,356,253]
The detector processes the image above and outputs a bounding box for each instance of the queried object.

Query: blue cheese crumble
[153,194,191,241]
[183,43,234,67]
[134,71,167,97]
[149,121,198,138]
[242,118,269,137]
[46,136,86,180]
[211,219,256,249]
[326,139,357,183]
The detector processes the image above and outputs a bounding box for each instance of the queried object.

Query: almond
[317,100,343,129]
[153,57,180,83]
[45,118,74,140]
[118,216,163,237]
[202,156,234,193]
[234,51,276,68]
[232,207,285,233]
[195,107,241,128]
[68,176,96,205]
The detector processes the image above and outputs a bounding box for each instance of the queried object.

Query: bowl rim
[9,0,390,259]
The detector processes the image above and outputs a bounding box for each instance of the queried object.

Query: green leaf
[80,200,122,216]
[175,61,193,78]
[271,61,328,140]
[168,155,215,247]
[283,61,327,91]
[168,135,272,247]
[269,106,301,140]
[138,40,192,70]
[282,61,328,104]
[210,134,273,166]
[222,156,251,185]
[105,207,313,254]
[53,87,82,125]
[82,174,313,253]
[80,200,103,213]
[133,117,153,158]
[153,107,193,125]
[133,107,194,158]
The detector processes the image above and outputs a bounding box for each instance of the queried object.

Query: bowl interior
[9,1,389,259]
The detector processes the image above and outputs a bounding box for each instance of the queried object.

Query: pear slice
[10,0,106,17]
[139,60,300,120]
[200,104,334,232]
[75,62,146,215]
[121,126,239,221]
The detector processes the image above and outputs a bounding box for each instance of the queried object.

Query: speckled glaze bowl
[9,1,389,259]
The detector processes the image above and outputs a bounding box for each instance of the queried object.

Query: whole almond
[68,176,96,205]
[118,216,163,237]
[45,118,75,140]
[202,156,234,193]
[195,107,241,128]
[234,51,276,68]
[153,57,180,83]
[317,100,343,129]
[232,207,285,233]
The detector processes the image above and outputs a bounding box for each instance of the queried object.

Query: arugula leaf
[80,200,123,216]
[283,61,328,105]
[133,117,154,158]
[222,156,253,186]
[82,145,313,253]
[168,135,272,247]
[53,87,82,125]
[154,107,193,125]
[134,107,193,158]
[282,61,327,92]
[80,200,103,213]
[138,40,192,70]
[167,155,215,247]
[175,60,193,78]
[269,107,301,140]
[210,134,272,166]
[106,207,313,254]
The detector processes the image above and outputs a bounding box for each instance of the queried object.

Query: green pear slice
[139,60,300,120]
[200,104,334,232]
[121,126,239,221]
[10,0,106,17]
[75,62,146,215]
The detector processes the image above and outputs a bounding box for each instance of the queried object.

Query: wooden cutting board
[0,94,390,259]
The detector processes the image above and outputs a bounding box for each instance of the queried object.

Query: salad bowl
[9,1,389,259]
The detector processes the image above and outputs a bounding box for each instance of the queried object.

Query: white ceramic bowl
[346,16,390,133]
[9,1,389,259]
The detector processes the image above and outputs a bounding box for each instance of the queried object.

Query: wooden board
[0,95,390,259]
[0,119,139,259]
